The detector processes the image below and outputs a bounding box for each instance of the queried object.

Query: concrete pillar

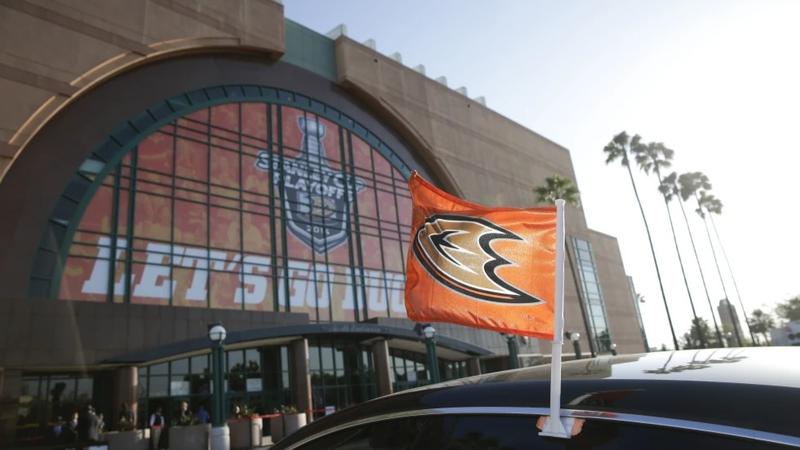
[0,368,22,446]
[112,366,138,429]
[290,339,312,422]
[466,357,482,377]
[371,339,393,397]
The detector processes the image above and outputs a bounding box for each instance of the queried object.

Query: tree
[747,309,775,345]
[534,174,580,206]
[604,132,678,350]
[673,171,723,345]
[682,317,720,349]
[692,189,750,346]
[632,142,705,347]
[775,296,800,322]
[534,174,596,355]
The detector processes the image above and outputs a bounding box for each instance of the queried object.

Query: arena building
[0,1,645,445]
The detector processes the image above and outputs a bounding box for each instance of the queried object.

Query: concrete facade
[0,1,646,444]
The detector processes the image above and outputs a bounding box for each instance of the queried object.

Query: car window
[448,415,780,450]
[294,415,452,450]
[296,414,786,450]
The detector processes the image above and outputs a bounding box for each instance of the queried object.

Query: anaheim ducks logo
[413,214,544,304]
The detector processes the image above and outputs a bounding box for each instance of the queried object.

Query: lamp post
[610,343,618,356]
[421,325,441,384]
[208,323,229,450]
[568,331,582,360]
[502,333,520,369]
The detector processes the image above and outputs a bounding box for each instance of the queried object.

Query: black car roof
[274,347,800,448]
[457,346,800,388]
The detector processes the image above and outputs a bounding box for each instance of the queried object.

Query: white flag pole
[539,199,574,438]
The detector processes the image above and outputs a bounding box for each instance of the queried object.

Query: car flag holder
[537,199,574,439]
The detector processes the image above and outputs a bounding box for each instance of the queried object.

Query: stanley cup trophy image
[256,116,365,253]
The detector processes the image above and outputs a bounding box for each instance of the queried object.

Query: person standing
[195,405,210,425]
[118,402,133,429]
[77,405,91,441]
[88,407,101,442]
[96,413,105,438]
[175,400,193,426]
[149,407,165,450]
[66,411,79,442]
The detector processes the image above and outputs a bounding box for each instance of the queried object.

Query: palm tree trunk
[624,159,679,349]
[677,199,723,345]
[655,170,704,347]
[697,199,743,346]
[709,214,756,345]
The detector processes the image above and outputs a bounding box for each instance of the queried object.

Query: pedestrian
[66,411,79,442]
[175,400,193,426]
[77,405,91,441]
[195,405,210,424]
[88,407,101,442]
[149,407,165,450]
[119,402,133,429]
[51,416,64,440]
[96,412,106,437]
[149,406,165,428]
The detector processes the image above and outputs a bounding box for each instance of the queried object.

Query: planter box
[270,415,284,442]
[102,429,148,450]
[169,424,210,450]
[250,417,264,447]
[283,413,307,437]
[228,417,262,450]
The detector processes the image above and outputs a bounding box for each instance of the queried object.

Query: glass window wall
[308,337,376,417]
[137,344,290,426]
[57,101,413,324]
[572,237,614,353]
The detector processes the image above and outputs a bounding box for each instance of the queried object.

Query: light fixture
[570,332,581,342]
[423,325,436,340]
[208,323,227,344]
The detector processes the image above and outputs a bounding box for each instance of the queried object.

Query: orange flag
[404,173,557,340]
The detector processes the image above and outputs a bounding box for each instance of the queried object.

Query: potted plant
[169,402,210,450]
[280,405,307,437]
[102,418,149,450]
[249,408,264,448]
[228,405,262,450]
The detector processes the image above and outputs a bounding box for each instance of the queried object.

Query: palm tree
[631,142,705,347]
[674,172,723,345]
[604,132,679,350]
[693,191,745,346]
[682,317,718,349]
[747,309,775,345]
[775,295,800,322]
[534,175,580,206]
[533,175,596,355]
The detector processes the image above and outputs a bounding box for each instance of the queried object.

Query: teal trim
[282,19,337,81]
[40,84,412,299]
[275,106,291,312]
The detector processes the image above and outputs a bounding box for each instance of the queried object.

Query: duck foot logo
[256,117,366,253]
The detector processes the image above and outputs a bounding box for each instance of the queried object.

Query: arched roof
[105,322,491,364]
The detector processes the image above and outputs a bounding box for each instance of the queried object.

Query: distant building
[770,322,800,346]
[718,299,743,344]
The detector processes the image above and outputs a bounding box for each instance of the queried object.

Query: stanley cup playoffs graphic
[256,117,366,253]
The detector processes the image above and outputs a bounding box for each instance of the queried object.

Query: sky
[284,0,800,349]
